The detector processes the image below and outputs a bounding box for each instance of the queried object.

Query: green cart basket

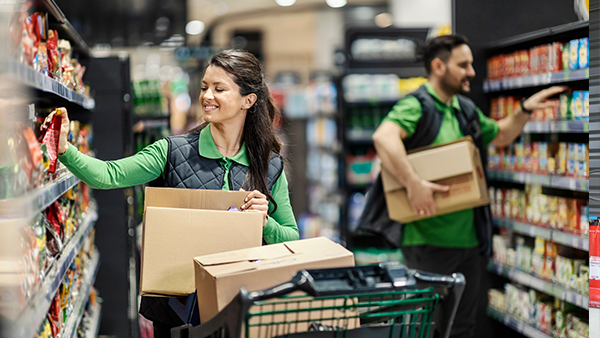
[171,262,465,338]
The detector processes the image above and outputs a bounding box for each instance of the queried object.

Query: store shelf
[522,121,588,133]
[12,207,98,338]
[31,0,92,57]
[494,218,588,251]
[484,20,589,51]
[487,170,588,192]
[488,262,588,309]
[60,250,101,338]
[0,173,80,219]
[483,68,589,92]
[1,61,95,110]
[487,306,552,338]
[82,301,102,338]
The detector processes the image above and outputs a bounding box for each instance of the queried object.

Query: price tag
[28,104,35,120]
[580,180,586,191]
[569,180,576,190]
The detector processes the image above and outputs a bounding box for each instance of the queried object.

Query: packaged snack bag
[41,110,63,173]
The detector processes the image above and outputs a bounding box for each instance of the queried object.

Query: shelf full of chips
[34,249,100,338]
[7,5,93,108]
[487,140,589,188]
[4,198,97,337]
[489,91,589,123]
[484,37,589,92]
[0,113,93,216]
[492,233,588,303]
[5,206,98,338]
[489,185,588,238]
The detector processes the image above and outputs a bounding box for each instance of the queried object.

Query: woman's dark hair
[194,49,282,215]
[418,34,469,75]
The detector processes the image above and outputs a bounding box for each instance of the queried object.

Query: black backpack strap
[403,85,444,151]
[456,94,493,258]
[356,86,443,247]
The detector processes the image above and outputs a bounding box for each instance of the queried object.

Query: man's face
[440,44,476,95]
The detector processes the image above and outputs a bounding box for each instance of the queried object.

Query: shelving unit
[30,0,92,57]
[0,0,108,336]
[483,68,588,92]
[1,61,95,110]
[488,262,588,309]
[58,250,101,338]
[487,170,588,192]
[522,121,588,133]
[339,27,429,248]
[0,173,80,219]
[82,301,103,338]
[478,18,590,336]
[494,218,588,251]
[487,307,553,338]
[12,206,98,338]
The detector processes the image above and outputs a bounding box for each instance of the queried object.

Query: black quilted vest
[140,128,284,327]
[357,85,493,257]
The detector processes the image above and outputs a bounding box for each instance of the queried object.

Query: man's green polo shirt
[382,82,499,248]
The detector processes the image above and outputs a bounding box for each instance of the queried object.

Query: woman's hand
[41,107,70,154]
[240,189,269,227]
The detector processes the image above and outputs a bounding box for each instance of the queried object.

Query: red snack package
[48,291,61,337]
[42,110,62,173]
[46,30,59,76]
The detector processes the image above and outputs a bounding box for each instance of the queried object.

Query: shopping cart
[171,262,465,338]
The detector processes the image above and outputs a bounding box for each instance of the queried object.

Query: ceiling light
[275,0,296,6]
[375,13,393,28]
[326,0,346,8]
[185,20,205,35]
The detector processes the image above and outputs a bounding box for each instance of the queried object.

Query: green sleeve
[477,108,499,145]
[262,170,299,244]
[57,139,168,189]
[381,96,422,138]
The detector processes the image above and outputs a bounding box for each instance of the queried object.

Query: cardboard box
[194,236,355,322]
[381,137,490,223]
[140,187,264,297]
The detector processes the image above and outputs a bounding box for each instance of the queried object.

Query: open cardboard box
[381,137,490,223]
[140,187,264,297]
[193,237,355,323]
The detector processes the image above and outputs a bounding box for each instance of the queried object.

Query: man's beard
[441,73,471,96]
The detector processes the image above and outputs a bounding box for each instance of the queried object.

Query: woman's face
[199,65,253,125]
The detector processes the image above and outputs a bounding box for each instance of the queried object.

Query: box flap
[144,187,248,211]
[194,243,294,266]
[381,139,475,193]
[283,237,342,254]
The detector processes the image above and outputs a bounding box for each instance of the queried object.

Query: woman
[50,49,299,336]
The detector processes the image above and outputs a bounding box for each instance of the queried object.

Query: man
[370,34,564,337]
